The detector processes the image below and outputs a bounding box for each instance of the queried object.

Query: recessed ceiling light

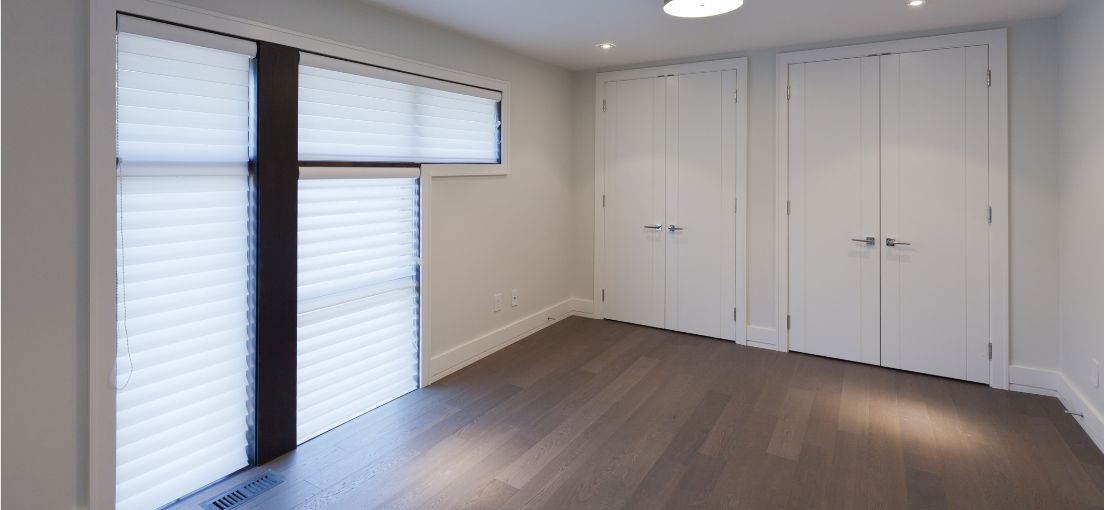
[907,0,925,6]
[596,42,616,50]
[663,0,743,18]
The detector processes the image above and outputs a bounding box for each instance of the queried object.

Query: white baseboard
[1009,365,1103,451]
[569,297,596,318]
[1055,372,1105,451]
[426,297,594,384]
[1009,365,1060,396]
[746,325,777,348]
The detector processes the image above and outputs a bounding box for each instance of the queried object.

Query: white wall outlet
[1094,359,1101,389]
[511,289,519,307]
[492,293,503,312]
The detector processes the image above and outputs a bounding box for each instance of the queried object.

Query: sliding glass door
[114,17,255,510]
[295,170,421,443]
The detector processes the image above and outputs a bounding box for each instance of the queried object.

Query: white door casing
[787,56,881,364]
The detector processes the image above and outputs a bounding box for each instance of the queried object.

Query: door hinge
[733,308,737,321]
[786,200,791,216]
[602,99,607,112]
[602,194,606,208]
[601,289,605,302]
[786,85,791,100]
[988,342,993,359]
[787,315,791,330]
[986,69,992,87]
[987,205,992,224]
[734,89,739,103]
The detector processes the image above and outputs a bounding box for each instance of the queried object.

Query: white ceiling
[361,0,1069,70]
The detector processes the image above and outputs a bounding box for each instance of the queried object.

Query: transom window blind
[298,53,502,163]
[115,16,254,510]
[296,167,420,444]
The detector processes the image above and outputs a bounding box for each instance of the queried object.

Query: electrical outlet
[511,289,519,307]
[492,293,503,312]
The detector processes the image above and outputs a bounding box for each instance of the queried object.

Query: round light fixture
[663,0,743,18]
[596,42,616,50]
[907,0,925,6]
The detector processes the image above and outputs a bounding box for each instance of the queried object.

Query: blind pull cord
[112,160,134,391]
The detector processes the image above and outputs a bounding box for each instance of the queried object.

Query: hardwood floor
[175,317,1103,510]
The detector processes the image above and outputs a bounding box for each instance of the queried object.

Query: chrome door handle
[851,236,876,246]
[885,238,911,247]
[668,225,684,232]
[643,224,662,230]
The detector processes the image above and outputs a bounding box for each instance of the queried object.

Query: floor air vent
[200,471,285,510]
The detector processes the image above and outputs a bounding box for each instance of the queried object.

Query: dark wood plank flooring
[175,317,1103,510]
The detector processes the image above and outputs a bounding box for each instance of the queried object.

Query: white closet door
[880,47,990,383]
[787,57,881,364]
[603,77,666,328]
[665,70,737,340]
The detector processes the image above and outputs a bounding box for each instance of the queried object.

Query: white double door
[603,70,739,341]
[788,47,991,383]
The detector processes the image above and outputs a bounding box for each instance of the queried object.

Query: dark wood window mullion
[254,41,300,464]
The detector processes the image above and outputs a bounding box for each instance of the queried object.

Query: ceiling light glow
[596,42,616,50]
[907,0,925,6]
[663,0,743,18]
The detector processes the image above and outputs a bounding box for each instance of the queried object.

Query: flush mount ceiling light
[663,0,743,18]
[596,42,616,50]
[907,0,925,6]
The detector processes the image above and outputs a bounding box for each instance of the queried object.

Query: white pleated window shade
[115,17,255,510]
[298,53,501,163]
[296,171,420,444]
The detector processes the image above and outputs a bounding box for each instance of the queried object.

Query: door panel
[665,70,737,340]
[604,77,666,328]
[788,57,881,364]
[880,47,990,383]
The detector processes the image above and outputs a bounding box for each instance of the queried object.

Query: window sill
[422,164,509,177]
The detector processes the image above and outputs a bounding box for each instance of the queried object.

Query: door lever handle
[643,224,662,230]
[668,225,684,232]
[885,237,911,247]
[851,236,876,246]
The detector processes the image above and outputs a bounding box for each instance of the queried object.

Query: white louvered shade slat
[296,177,420,444]
[298,62,501,163]
[115,19,254,510]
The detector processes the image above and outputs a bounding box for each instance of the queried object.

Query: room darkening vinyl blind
[296,169,420,444]
[298,53,501,163]
[115,17,255,510]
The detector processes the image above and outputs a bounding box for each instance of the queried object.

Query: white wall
[1009,18,1062,369]
[1,0,576,508]
[2,1,91,508]
[571,18,1066,371]
[1057,0,1104,422]
[571,73,597,299]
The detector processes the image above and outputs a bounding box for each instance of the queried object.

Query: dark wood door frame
[253,41,299,464]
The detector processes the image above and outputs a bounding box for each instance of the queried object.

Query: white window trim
[773,29,1010,390]
[90,1,510,508]
[592,57,750,343]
